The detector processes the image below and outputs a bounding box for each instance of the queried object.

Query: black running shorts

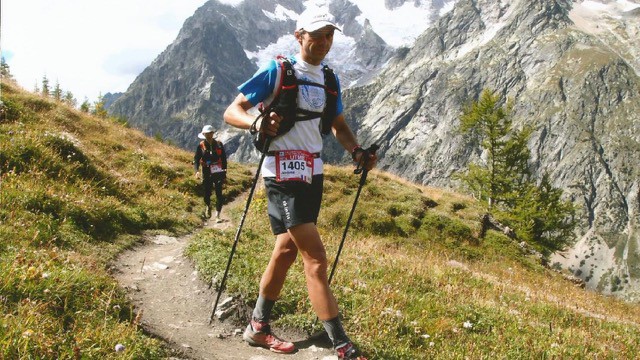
[264,174,324,235]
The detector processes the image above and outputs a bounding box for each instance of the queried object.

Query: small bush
[422,213,473,242]
[1,98,24,122]
[23,96,55,112]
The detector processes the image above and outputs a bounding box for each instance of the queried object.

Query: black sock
[252,295,275,323]
[322,316,350,348]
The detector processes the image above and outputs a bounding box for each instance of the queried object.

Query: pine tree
[507,175,576,256]
[80,98,90,113]
[458,89,530,209]
[92,93,108,118]
[459,89,575,255]
[41,75,50,97]
[52,81,63,101]
[63,91,77,107]
[0,57,12,79]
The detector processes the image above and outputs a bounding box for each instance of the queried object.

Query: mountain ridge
[106,0,640,300]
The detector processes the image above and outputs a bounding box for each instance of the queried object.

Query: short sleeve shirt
[238,55,343,177]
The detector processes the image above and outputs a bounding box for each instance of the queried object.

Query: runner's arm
[194,146,203,178]
[223,93,255,130]
[224,93,282,137]
[332,114,377,170]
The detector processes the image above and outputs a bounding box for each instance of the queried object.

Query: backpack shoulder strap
[320,65,338,135]
[258,56,292,112]
[270,57,298,132]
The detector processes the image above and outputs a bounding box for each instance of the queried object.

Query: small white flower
[41,272,50,279]
[381,307,394,316]
[421,334,430,339]
[463,321,473,329]
[429,341,435,347]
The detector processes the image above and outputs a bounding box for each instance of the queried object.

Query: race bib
[275,150,314,184]
[209,164,224,174]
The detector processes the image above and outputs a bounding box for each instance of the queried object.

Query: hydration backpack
[251,56,339,152]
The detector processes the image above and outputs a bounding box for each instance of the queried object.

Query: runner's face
[297,26,335,65]
[204,132,214,141]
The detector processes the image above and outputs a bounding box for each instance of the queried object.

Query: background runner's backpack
[251,56,338,152]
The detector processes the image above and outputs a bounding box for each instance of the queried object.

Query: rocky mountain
[346,0,640,301]
[102,92,123,110]
[108,0,640,301]
[107,0,431,151]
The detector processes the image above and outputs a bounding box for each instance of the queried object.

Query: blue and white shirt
[238,55,343,177]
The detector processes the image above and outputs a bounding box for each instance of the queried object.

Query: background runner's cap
[296,11,342,32]
[198,125,214,139]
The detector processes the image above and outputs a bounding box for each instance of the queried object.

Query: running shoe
[335,341,367,360]
[242,320,295,354]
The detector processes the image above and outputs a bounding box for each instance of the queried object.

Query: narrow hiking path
[111,191,336,360]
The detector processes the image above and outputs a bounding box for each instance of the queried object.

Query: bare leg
[246,237,298,354]
[259,233,298,300]
[287,222,339,320]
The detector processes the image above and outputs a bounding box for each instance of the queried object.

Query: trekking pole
[309,144,379,333]
[209,136,271,325]
[327,144,379,286]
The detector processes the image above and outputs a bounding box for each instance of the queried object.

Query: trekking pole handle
[354,144,379,175]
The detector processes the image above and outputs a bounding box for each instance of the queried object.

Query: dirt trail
[111,195,336,360]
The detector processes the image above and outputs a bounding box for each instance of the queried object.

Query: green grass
[0,79,252,359]
[187,167,640,359]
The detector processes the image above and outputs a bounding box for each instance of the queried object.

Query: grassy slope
[0,79,253,359]
[187,166,640,357]
[2,79,640,359]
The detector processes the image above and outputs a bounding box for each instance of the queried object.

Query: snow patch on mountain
[440,1,456,16]
[218,0,244,6]
[262,5,298,22]
[246,31,360,79]
[582,0,640,13]
[570,0,640,75]
[246,0,455,69]
[443,1,518,62]
[245,37,297,68]
[349,0,439,47]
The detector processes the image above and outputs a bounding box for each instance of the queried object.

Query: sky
[1,0,238,102]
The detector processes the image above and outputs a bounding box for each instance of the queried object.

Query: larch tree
[458,89,575,256]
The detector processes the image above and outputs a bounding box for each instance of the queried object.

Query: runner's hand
[353,151,377,171]
[195,171,200,179]
[260,111,282,137]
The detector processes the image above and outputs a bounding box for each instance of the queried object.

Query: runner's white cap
[198,125,214,139]
[296,11,342,32]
